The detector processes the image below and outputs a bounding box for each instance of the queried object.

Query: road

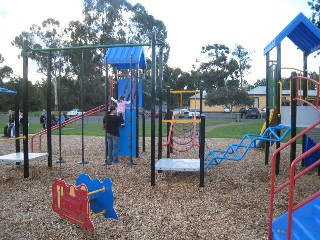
[25,112,264,125]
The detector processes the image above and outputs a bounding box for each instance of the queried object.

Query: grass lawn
[1,119,298,143]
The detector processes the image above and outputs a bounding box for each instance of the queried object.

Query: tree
[197,44,234,90]
[232,45,253,89]
[195,43,252,92]
[308,0,320,28]
[309,0,320,57]
[12,18,69,110]
[205,87,253,110]
[0,54,13,85]
[253,78,267,87]
[11,0,169,111]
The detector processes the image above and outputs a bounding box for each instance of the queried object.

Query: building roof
[264,12,320,55]
[247,86,266,95]
[189,86,317,98]
[248,86,317,97]
[103,46,146,69]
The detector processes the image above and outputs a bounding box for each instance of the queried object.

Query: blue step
[272,196,320,239]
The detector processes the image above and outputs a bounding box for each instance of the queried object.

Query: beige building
[188,86,317,112]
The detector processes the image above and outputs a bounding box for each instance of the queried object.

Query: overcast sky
[0,0,318,84]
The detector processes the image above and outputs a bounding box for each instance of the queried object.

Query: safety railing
[268,119,320,240]
[293,76,320,111]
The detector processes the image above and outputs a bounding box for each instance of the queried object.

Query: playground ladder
[204,124,291,169]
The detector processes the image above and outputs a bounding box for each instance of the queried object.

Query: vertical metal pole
[275,44,281,175]
[199,87,203,114]
[199,114,205,187]
[135,65,139,158]
[104,55,109,164]
[264,52,272,165]
[47,51,53,168]
[78,51,88,164]
[158,47,163,160]
[130,55,133,163]
[265,52,270,166]
[301,52,308,166]
[199,88,203,151]
[14,82,20,152]
[142,71,146,152]
[127,54,137,166]
[290,71,297,163]
[151,32,156,186]
[56,59,65,164]
[22,40,29,178]
[166,86,171,158]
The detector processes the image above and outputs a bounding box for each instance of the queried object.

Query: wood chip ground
[0,135,317,240]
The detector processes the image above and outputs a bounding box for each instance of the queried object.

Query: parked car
[188,109,200,118]
[223,107,232,113]
[66,109,85,117]
[260,107,267,119]
[239,108,248,118]
[245,107,261,119]
[179,108,189,118]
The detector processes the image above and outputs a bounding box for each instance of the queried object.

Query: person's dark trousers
[3,124,13,137]
[3,125,8,137]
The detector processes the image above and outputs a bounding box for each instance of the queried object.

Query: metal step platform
[0,152,48,164]
[155,158,200,172]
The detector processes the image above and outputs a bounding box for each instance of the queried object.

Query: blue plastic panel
[103,46,146,69]
[264,12,320,55]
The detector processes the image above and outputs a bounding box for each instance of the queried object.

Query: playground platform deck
[0,152,48,164]
[155,158,200,171]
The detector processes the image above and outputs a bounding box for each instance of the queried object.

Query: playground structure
[163,89,202,152]
[157,110,202,172]
[104,47,147,162]
[204,124,292,167]
[1,11,319,238]
[52,173,118,230]
[262,12,320,240]
[4,34,163,178]
[30,46,149,162]
[148,12,320,238]
[152,88,206,186]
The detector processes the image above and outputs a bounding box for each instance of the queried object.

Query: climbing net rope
[162,111,200,153]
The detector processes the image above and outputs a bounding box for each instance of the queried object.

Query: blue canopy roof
[0,87,16,94]
[264,12,320,55]
[103,46,146,69]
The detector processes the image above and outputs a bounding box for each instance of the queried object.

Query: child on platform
[111,95,130,127]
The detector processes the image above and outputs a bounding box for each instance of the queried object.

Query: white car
[188,109,200,118]
[179,108,189,118]
[223,107,232,113]
[67,109,85,117]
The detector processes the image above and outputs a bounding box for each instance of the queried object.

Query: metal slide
[31,104,106,152]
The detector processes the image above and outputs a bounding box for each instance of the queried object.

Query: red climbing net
[162,111,200,153]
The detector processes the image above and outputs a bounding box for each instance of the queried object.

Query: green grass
[1,119,300,143]
[205,121,264,138]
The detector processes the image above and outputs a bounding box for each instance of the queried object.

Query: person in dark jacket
[40,109,46,129]
[3,110,14,137]
[102,106,124,165]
